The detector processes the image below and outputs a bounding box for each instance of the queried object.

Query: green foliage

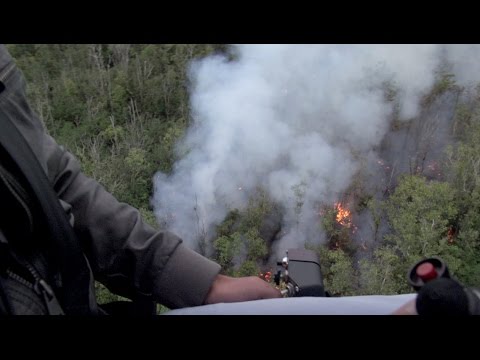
[245,228,268,260]
[213,232,243,269]
[157,304,170,314]
[239,188,273,232]
[8,45,220,207]
[100,123,125,145]
[447,107,480,195]
[125,147,148,170]
[445,106,480,286]
[452,103,475,139]
[385,175,458,262]
[315,245,356,296]
[212,190,273,275]
[355,170,480,293]
[216,209,240,237]
[359,246,408,295]
[433,73,457,95]
[234,260,260,277]
[355,175,472,295]
[367,198,383,242]
[95,281,127,304]
[139,207,160,230]
[213,228,268,275]
[423,73,458,106]
[153,121,187,173]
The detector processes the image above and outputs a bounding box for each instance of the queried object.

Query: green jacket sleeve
[44,132,221,309]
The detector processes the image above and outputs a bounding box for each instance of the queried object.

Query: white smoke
[443,44,480,86]
[152,44,478,252]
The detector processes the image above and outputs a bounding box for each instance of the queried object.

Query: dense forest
[7,44,480,308]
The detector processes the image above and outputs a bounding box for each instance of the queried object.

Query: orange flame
[447,226,455,244]
[334,202,352,228]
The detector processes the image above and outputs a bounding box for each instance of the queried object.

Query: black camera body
[408,257,480,315]
[274,248,326,297]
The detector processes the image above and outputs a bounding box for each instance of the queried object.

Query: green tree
[315,245,356,296]
[445,104,480,286]
[367,175,466,293]
[385,175,458,263]
[359,246,407,295]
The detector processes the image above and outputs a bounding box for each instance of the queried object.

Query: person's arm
[204,274,281,304]
[44,133,223,308]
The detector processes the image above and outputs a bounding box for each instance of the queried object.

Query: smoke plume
[152,44,480,254]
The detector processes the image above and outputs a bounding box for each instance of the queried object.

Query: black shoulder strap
[0,108,92,315]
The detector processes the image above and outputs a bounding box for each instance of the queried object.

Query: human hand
[391,298,417,315]
[204,274,282,304]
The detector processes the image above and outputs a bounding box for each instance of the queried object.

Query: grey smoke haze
[444,45,480,86]
[152,44,480,253]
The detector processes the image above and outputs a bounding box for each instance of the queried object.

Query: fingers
[205,274,282,304]
[248,276,282,299]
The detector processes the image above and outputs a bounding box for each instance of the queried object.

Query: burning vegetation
[334,202,352,228]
